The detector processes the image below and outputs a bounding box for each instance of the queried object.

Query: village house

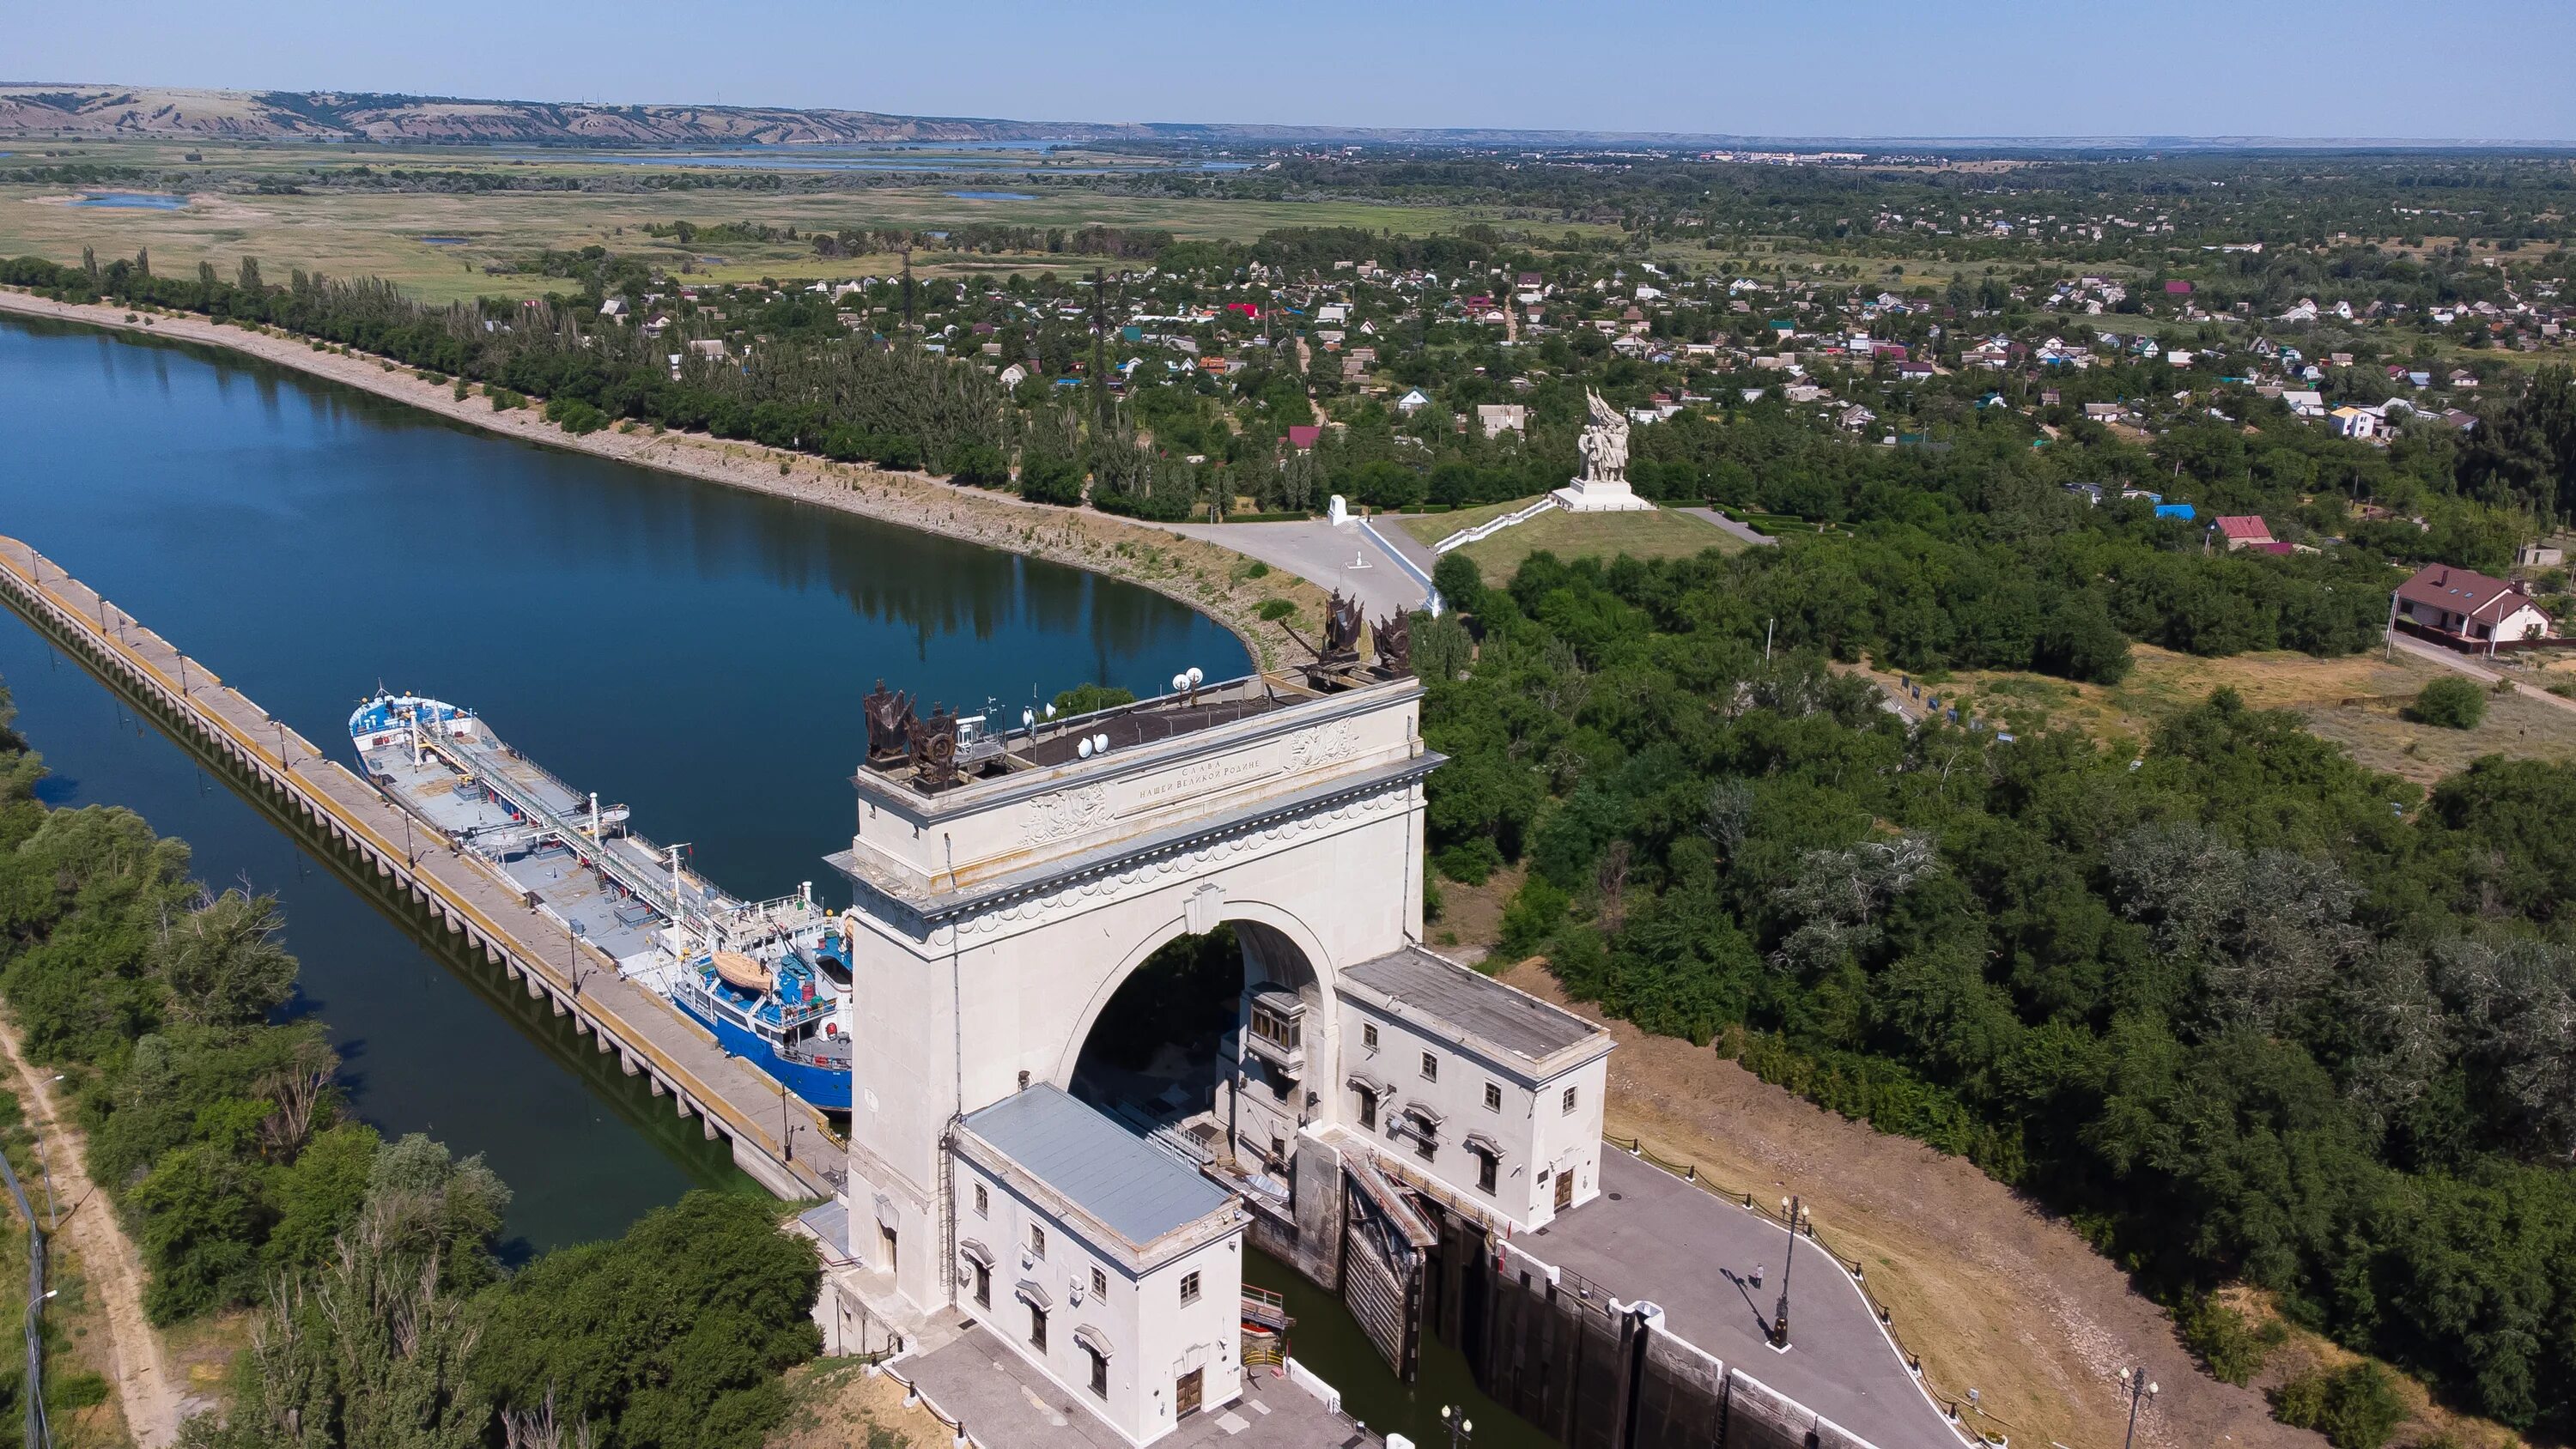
[1476,403,1528,439]
[2395,564,2555,648]
[2215,515,2275,550]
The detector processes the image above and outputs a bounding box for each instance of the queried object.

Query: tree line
[1416,549,2576,1434]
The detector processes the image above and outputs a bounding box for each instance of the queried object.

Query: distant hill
[0,83,2557,151]
[0,85,1144,145]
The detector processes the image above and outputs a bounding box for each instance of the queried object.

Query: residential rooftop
[1340,947,1609,1073]
[959,1084,1233,1248]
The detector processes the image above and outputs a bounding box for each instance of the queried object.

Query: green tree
[471,1194,821,1449]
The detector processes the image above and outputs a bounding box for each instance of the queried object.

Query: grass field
[0,139,1494,303]
[1400,497,1743,583]
[1870,643,2576,785]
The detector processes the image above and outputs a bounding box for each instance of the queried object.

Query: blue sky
[15,1,2576,141]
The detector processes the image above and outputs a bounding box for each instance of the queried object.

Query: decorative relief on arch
[1023,785,1109,846]
[1284,722,1360,774]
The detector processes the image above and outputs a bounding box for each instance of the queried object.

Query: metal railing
[0,1143,51,1449]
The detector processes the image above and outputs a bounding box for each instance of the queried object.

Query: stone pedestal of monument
[1551,476,1655,512]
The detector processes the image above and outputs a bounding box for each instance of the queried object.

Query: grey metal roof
[1341,947,1604,1065]
[960,1086,1232,1246]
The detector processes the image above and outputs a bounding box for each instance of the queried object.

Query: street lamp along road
[1771,1195,1807,1349]
[2118,1366,2159,1449]
[1440,1404,1472,1449]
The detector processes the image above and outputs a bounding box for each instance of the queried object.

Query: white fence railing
[1432,496,1558,554]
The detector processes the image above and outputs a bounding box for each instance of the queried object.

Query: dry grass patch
[1865,644,2576,786]
[769,1357,957,1449]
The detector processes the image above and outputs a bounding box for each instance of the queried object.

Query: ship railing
[428,732,690,923]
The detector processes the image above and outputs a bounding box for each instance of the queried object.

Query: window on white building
[1420,1051,1438,1082]
[1091,1266,1107,1297]
[1181,1271,1201,1306]
[1030,1224,1047,1261]
[1563,1085,1579,1114]
[1485,1082,1502,1112]
[974,1183,988,1216]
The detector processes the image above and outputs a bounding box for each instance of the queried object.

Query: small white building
[1475,403,1528,439]
[2329,404,2379,440]
[951,1086,1248,1445]
[1331,948,1611,1232]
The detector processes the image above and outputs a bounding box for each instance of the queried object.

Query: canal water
[0,313,1538,1447]
[0,313,1242,1247]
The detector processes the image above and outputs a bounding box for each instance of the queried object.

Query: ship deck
[362,741,702,975]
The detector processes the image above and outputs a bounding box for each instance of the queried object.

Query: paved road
[1678,506,1782,549]
[1518,1152,1965,1448]
[1153,518,1429,620]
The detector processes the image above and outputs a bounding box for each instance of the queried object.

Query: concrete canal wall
[0,534,840,1202]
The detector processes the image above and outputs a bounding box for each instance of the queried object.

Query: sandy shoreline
[0,288,1319,669]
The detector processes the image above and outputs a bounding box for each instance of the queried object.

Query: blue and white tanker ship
[348,692,854,1111]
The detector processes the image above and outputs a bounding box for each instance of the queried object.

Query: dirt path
[2388,630,2576,718]
[0,1022,188,1449]
[0,288,1325,672]
[1498,961,2309,1449]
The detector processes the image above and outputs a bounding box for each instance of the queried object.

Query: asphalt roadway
[1154,517,1431,622]
[1516,1151,1965,1448]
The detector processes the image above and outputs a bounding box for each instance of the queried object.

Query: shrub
[1246,561,1270,579]
[2273,1363,2407,1449]
[1050,683,1136,716]
[488,386,527,412]
[544,396,611,434]
[1436,837,1504,885]
[2178,1293,2286,1386]
[1498,877,1570,959]
[2403,675,2487,729]
[1258,598,1298,624]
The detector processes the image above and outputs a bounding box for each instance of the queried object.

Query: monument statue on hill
[1553,389,1653,512]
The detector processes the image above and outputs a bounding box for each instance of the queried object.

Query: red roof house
[2395,564,2553,646]
[1285,425,1321,452]
[2215,515,2275,549]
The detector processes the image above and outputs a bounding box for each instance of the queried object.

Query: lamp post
[1771,1195,1805,1349]
[1440,1404,1472,1449]
[778,1081,793,1162]
[2118,1366,2158,1449]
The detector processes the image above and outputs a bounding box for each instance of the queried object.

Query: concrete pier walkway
[0,535,841,1201]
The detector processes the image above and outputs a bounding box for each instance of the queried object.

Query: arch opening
[1066,917,1329,1179]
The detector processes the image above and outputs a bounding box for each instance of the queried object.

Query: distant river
[0,314,1244,1251]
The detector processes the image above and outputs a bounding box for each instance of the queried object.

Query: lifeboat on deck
[712,950,772,992]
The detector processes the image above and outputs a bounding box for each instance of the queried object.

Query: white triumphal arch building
[823,661,1610,1443]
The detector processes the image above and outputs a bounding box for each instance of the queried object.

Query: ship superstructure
[349,692,853,1109]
